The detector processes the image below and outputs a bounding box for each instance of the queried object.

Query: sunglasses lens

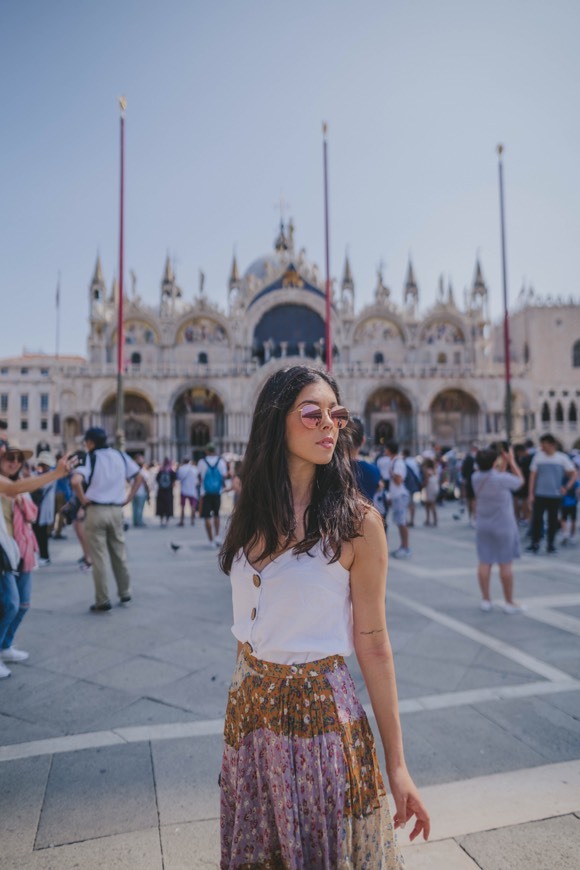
[300,406,323,428]
[331,409,349,429]
[6,453,23,462]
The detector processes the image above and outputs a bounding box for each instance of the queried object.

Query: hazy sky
[1,0,579,358]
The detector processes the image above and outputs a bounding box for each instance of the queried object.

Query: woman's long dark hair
[219,365,366,574]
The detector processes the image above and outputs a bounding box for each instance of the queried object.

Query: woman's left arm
[351,508,430,842]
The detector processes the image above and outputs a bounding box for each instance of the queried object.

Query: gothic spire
[274,221,289,253]
[229,253,240,290]
[92,255,105,286]
[162,254,174,286]
[341,253,354,290]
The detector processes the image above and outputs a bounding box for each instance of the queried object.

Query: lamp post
[322,122,332,372]
[115,97,126,448]
[497,144,512,443]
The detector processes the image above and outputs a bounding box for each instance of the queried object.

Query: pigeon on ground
[170,542,181,553]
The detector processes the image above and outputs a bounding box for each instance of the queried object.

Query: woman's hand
[389,765,430,842]
[57,453,78,477]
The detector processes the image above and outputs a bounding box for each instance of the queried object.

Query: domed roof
[243,252,286,281]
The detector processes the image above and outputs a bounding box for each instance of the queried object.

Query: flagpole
[322,122,332,372]
[55,271,61,360]
[115,97,126,449]
[497,144,512,444]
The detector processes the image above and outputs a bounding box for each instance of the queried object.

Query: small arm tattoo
[359,628,385,635]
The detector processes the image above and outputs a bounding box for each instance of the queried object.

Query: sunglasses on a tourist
[293,404,350,429]
[5,453,24,463]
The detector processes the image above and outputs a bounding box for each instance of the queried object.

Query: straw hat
[4,440,33,461]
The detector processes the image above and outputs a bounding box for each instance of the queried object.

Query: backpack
[203,457,224,494]
[404,460,423,494]
[158,470,172,490]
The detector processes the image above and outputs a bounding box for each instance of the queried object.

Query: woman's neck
[287,457,316,508]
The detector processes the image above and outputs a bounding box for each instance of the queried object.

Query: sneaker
[77,555,87,564]
[525,545,539,554]
[80,560,92,573]
[503,603,527,614]
[0,661,11,679]
[214,535,222,546]
[560,536,569,547]
[120,595,132,605]
[0,647,29,663]
[480,600,492,612]
[89,601,112,613]
[38,558,51,567]
[547,546,557,554]
[392,547,411,559]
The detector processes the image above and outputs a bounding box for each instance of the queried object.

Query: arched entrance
[365,387,413,449]
[173,387,224,457]
[101,392,154,455]
[430,389,480,448]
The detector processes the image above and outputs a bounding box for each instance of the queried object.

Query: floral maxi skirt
[220,644,405,869]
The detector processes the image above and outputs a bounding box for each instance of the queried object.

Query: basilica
[1,221,579,458]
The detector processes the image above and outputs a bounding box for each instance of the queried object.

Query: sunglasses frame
[292,404,350,430]
[5,453,25,463]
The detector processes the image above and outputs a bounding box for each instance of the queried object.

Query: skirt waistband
[240,642,345,679]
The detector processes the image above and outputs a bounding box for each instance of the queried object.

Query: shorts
[201,493,221,518]
[180,494,198,508]
[391,492,410,526]
[562,504,577,521]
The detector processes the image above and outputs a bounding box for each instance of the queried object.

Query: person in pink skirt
[219,365,429,868]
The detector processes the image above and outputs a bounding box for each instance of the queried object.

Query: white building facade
[1,222,579,457]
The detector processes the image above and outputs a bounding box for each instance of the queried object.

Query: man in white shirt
[527,433,577,554]
[177,458,200,527]
[385,440,411,558]
[198,444,228,546]
[72,428,143,612]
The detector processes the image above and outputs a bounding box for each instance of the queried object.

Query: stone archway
[173,386,225,457]
[364,387,414,449]
[101,392,154,454]
[430,389,480,448]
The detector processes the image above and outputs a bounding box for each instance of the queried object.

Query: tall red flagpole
[323,122,332,372]
[115,97,126,448]
[497,144,512,444]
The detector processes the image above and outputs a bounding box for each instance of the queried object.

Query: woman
[219,366,429,868]
[0,444,38,675]
[472,446,524,613]
[422,458,439,527]
[32,451,57,566]
[156,458,176,527]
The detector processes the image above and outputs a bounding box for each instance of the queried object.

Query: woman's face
[0,452,24,478]
[285,379,345,468]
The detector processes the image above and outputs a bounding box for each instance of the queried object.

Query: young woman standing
[219,366,429,868]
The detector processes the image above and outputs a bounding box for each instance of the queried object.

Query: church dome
[243,252,285,281]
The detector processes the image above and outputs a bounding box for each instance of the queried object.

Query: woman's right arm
[0,456,72,497]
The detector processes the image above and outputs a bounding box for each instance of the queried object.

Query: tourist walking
[527,433,577,554]
[349,416,381,500]
[32,451,57,566]
[131,454,149,528]
[385,440,411,558]
[472,446,524,613]
[422,458,439,526]
[461,442,479,527]
[176,457,199,526]
[198,444,227,546]
[156,458,176,527]
[219,365,429,867]
[71,428,143,612]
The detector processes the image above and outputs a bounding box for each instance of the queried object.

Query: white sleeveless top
[230,541,353,665]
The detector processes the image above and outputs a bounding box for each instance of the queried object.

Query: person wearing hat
[0,441,38,677]
[32,451,57,566]
[71,428,144,612]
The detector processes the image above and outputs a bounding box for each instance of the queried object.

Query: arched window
[130,352,141,366]
[373,352,384,365]
[555,402,564,423]
[198,352,208,364]
[541,401,551,423]
[573,340,580,367]
[569,402,578,423]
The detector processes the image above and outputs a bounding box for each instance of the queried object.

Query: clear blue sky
[1,0,579,357]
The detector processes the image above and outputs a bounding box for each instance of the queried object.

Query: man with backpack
[403,448,423,528]
[71,428,143,612]
[198,443,228,547]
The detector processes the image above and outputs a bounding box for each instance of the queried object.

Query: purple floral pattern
[221,646,405,868]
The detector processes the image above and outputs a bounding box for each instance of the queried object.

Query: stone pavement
[1,498,579,869]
